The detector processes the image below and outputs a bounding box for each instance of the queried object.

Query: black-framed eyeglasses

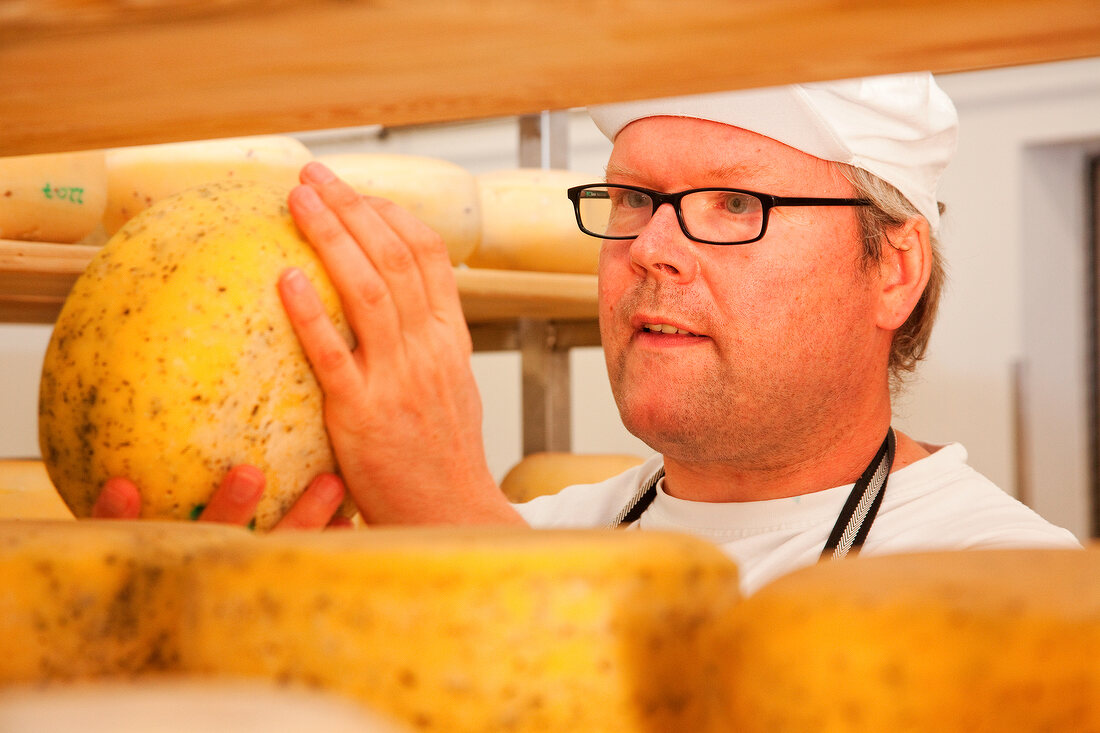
[566,183,871,245]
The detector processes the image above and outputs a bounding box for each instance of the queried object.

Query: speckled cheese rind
[0,150,107,243]
[38,180,354,530]
[178,528,742,733]
[467,169,601,274]
[0,520,246,684]
[317,153,480,266]
[724,547,1100,733]
[103,136,313,235]
[0,521,742,733]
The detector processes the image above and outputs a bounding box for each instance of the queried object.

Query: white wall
[4,58,1099,539]
[903,58,1100,540]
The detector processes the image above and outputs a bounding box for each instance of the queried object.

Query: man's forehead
[605,118,819,188]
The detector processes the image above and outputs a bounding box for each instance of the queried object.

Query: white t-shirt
[513,443,1081,595]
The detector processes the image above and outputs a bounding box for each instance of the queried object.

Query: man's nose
[628,203,700,282]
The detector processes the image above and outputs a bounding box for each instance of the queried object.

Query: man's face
[597,116,891,468]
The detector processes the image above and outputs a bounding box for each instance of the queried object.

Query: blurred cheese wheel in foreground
[468,168,601,274]
[318,153,480,265]
[0,520,741,733]
[104,135,313,234]
[724,547,1100,732]
[0,679,410,733]
[0,150,107,243]
[501,451,646,503]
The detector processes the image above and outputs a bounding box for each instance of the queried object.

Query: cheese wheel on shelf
[723,547,1100,732]
[501,451,646,503]
[0,150,107,243]
[468,168,601,274]
[103,135,313,234]
[317,153,480,265]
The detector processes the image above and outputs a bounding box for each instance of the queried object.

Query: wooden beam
[2,0,1098,156]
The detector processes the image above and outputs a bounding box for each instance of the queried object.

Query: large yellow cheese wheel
[38,180,354,531]
[317,153,480,266]
[181,528,741,732]
[0,150,107,243]
[103,136,313,235]
[0,520,742,733]
[500,451,646,503]
[723,547,1100,732]
[467,169,601,274]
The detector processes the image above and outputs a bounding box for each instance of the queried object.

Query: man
[95,72,1078,593]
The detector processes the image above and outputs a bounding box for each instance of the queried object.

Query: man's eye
[621,191,651,209]
[724,195,754,215]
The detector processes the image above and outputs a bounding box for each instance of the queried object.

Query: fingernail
[281,267,307,293]
[303,161,336,184]
[226,465,264,503]
[292,185,323,212]
[99,483,132,516]
[316,474,344,503]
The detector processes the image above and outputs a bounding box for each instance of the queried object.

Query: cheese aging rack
[3,0,1099,454]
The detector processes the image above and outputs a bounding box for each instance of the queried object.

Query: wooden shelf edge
[0,241,598,326]
[4,0,1100,155]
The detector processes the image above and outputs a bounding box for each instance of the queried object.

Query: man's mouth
[641,323,700,336]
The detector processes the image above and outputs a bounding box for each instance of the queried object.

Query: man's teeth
[643,323,695,335]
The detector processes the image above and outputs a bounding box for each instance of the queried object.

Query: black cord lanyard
[611,428,896,561]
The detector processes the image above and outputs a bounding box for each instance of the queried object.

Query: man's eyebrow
[704,162,775,183]
[602,161,776,186]
[603,163,641,182]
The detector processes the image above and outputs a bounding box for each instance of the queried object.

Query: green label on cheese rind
[41,183,86,205]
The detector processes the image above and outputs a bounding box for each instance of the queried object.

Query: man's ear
[876,216,932,331]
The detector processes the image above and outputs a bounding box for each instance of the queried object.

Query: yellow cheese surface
[103,136,313,235]
[317,153,480,266]
[0,151,107,243]
[0,520,245,683]
[723,547,1100,733]
[38,180,354,530]
[179,528,740,733]
[467,169,601,274]
[0,521,741,733]
[501,452,646,503]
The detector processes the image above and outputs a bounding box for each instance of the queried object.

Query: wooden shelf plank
[3,0,1099,156]
[0,240,598,326]
[0,242,99,323]
[454,268,598,323]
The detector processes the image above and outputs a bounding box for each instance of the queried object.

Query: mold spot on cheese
[38,180,356,531]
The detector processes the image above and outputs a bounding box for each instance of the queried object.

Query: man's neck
[660,426,929,504]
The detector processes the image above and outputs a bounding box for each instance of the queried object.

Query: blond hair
[839,164,947,387]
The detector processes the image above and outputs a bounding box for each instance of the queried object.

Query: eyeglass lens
[577,186,765,243]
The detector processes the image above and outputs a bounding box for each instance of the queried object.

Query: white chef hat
[588,72,958,232]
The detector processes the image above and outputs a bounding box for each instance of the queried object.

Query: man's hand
[278,162,524,526]
[91,466,353,530]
